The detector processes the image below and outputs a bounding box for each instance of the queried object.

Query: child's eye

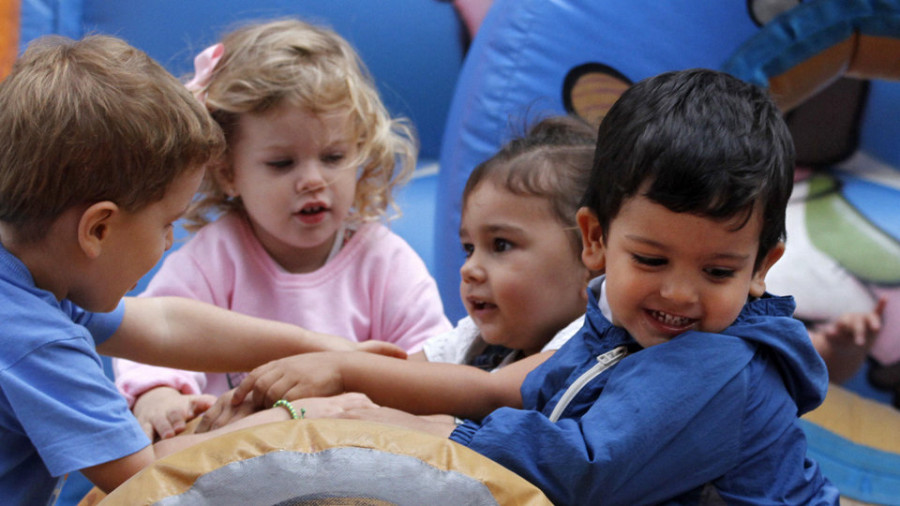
[322,153,345,165]
[461,243,474,258]
[266,159,293,170]
[492,238,513,253]
[631,253,666,267]
[705,267,736,279]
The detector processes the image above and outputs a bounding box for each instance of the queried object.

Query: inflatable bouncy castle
[3,0,900,504]
[433,2,900,502]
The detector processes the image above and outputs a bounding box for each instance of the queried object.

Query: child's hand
[195,388,258,433]
[132,386,217,441]
[810,298,886,383]
[231,352,345,409]
[812,298,885,349]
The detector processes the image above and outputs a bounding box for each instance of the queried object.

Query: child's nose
[295,164,327,194]
[460,257,486,284]
[659,272,699,305]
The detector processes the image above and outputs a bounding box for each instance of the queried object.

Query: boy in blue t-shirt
[336,69,841,504]
[0,35,395,504]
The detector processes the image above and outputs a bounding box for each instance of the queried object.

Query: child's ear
[214,163,237,198]
[749,242,785,297]
[77,201,119,259]
[577,207,606,272]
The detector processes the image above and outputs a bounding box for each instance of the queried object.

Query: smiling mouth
[649,310,696,328]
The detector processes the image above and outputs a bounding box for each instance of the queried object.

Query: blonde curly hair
[185,18,417,230]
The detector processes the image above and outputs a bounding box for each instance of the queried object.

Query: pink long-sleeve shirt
[114,212,451,405]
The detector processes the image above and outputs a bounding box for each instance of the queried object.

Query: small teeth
[471,300,492,310]
[300,206,324,214]
[651,310,692,327]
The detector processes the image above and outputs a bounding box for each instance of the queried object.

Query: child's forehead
[240,104,355,143]
[312,107,363,143]
[465,179,544,208]
[618,178,765,229]
[614,193,763,247]
[461,182,558,228]
[267,102,351,125]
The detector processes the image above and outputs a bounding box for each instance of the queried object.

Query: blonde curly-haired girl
[114,18,451,441]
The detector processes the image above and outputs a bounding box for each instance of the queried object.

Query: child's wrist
[273,399,305,420]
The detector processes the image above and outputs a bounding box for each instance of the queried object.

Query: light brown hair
[0,35,225,243]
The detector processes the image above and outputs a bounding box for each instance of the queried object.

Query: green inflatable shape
[805,175,900,284]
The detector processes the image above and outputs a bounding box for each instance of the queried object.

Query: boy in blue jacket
[343,69,840,504]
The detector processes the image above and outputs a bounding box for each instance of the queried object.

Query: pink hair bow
[184,43,224,102]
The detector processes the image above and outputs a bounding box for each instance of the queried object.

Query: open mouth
[298,205,327,215]
[470,299,497,311]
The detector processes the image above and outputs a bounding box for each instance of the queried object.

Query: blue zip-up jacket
[451,281,840,505]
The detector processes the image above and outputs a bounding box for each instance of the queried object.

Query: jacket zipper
[548,346,628,422]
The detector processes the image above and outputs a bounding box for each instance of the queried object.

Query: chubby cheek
[602,272,632,313]
[703,295,747,333]
[492,273,528,312]
[333,176,358,217]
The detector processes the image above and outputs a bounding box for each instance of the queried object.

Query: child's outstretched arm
[98,296,406,372]
[218,349,553,423]
[810,297,886,383]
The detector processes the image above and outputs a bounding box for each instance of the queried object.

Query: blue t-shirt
[0,243,149,505]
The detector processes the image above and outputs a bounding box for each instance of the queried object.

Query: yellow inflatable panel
[804,384,900,453]
[100,419,551,505]
[801,384,900,504]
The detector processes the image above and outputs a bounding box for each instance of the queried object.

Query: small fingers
[861,312,883,346]
[195,416,211,434]
[846,317,868,347]
[233,364,279,405]
[189,394,218,417]
[167,409,190,436]
[238,369,281,408]
[874,297,888,317]
[257,375,295,408]
[196,400,224,433]
[152,415,177,440]
[278,385,310,408]
[231,376,255,405]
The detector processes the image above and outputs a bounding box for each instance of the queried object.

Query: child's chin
[479,332,505,347]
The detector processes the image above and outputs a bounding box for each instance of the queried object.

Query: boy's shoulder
[0,280,87,369]
[0,243,124,369]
